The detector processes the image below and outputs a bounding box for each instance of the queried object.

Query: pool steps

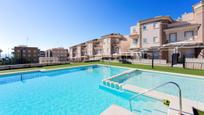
[101,69,136,91]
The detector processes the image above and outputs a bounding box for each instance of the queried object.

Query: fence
[185,58,204,70]
[103,59,167,66]
[0,62,70,71]
[130,59,167,65]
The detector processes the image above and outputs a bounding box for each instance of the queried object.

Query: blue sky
[0,0,200,55]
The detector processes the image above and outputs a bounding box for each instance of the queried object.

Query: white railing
[129,81,182,115]
[130,59,167,65]
[185,58,204,70]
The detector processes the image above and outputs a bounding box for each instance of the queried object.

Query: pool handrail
[129,81,182,115]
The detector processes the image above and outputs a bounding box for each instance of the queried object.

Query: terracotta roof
[139,16,174,25]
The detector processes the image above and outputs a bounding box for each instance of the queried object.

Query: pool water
[122,70,204,103]
[0,65,168,115]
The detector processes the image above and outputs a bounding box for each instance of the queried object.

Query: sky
[0,0,200,56]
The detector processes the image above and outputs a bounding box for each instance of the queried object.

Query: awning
[160,41,204,49]
[164,24,200,32]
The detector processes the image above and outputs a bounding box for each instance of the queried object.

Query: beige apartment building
[39,47,68,64]
[69,33,131,61]
[129,1,204,62]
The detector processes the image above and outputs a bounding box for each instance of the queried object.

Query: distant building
[69,33,131,61]
[39,51,45,57]
[39,47,68,64]
[13,46,39,64]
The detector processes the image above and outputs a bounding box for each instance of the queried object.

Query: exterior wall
[102,38,111,56]
[69,48,73,59]
[119,35,131,53]
[39,51,45,57]
[130,23,140,35]
[180,12,195,23]
[45,48,68,62]
[93,41,103,56]
[13,46,39,64]
[193,1,204,42]
[51,48,68,58]
[45,50,52,57]
[165,27,199,42]
[87,42,93,56]
[76,46,81,58]
[141,22,162,48]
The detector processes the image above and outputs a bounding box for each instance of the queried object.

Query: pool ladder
[129,81,182,115]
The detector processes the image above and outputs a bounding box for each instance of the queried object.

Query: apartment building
[13,46,39,64]
[161,1,204,61]
[101,33,131,58]
[129,1,204,62]
[69,33,131,61]
[39,48,68,64]
[129,16,173,59]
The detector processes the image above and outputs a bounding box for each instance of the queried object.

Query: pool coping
[0,63,203,79]
[0,64,97,76]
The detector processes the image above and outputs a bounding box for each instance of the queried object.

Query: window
[184,31,194,40]
[169,33,177,43]
[143,38,147,43]
[133,39,138,45]
[153,37,158,43]
[153,23,157,28]
[143,25,147,30]
[132,28,136,33]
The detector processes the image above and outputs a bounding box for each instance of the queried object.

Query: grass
[0,62,204,76]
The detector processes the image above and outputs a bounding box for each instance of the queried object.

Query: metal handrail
[129,81,182,115]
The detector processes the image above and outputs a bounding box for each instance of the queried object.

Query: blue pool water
[121,70,204,103]
[0,65,168,115]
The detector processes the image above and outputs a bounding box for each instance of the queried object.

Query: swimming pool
[120,70,204,103]
[0,65,168,115]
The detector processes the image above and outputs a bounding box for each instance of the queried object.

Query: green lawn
[0,62,204,76]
